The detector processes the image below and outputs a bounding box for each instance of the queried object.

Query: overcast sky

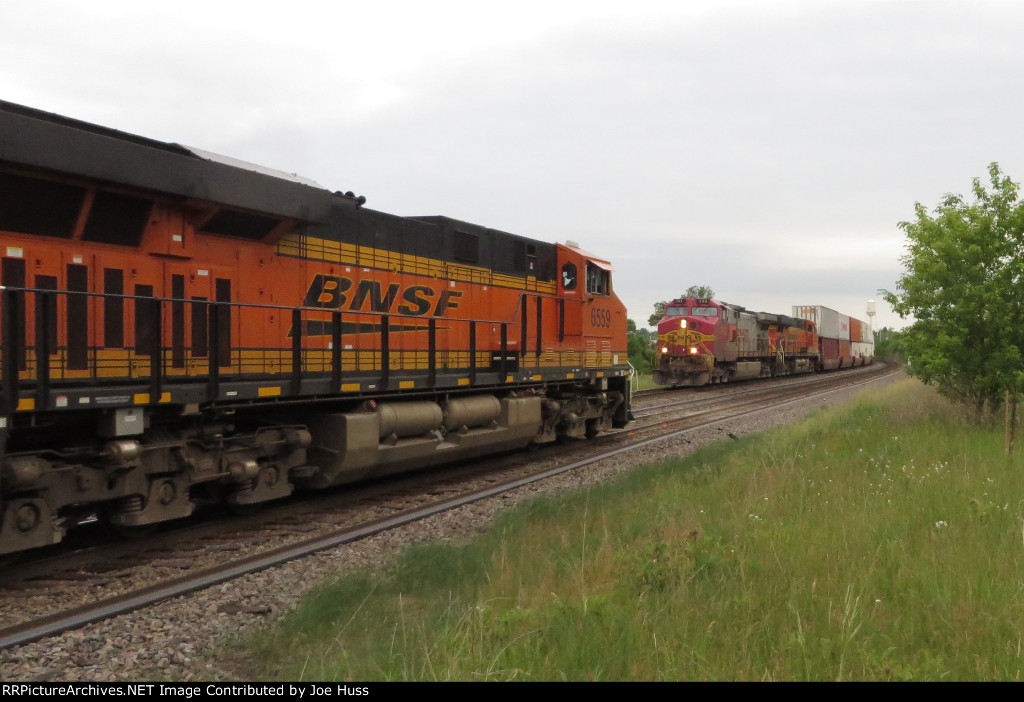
[3,0,1020,331]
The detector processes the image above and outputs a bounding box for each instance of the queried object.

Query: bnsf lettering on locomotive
[398,286,433,316]
[0,100,635,563]
[351,280,401,313]
[303,274,353,307]
[434,289,461,316]
[301,274,462,319]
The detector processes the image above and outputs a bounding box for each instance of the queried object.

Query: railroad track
[630,363,884,420]
[0,363,900,650]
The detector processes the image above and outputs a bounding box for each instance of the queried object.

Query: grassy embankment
[240,379,1024,680]
[632,373,660,392]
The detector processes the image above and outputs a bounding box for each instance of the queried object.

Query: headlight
[680,319,687,329]
[690,347,698,354]
[661,347,669,354]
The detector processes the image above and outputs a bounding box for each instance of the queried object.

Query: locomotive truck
[0,100,631,557]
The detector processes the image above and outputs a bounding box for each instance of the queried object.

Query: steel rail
[0,367,901,649]
[630,365,885,419]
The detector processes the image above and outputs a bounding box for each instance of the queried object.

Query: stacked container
[792,305,874,369]
[851,320,874,365]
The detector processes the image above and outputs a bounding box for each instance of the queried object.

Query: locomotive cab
[547,242,631,438]
[653,299,722,386]
[0,100,633,558]
[653,298,822,387]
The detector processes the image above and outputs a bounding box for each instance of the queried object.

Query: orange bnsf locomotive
[0,101,630,556]
[652,298,873,387]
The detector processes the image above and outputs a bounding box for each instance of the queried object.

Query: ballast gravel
[0,373,904,682]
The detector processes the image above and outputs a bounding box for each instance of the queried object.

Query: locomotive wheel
[104,520,158,540]
[99,504,159,540]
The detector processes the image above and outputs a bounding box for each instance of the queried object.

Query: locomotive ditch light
[690,347,698,354]
[661,347,669,354]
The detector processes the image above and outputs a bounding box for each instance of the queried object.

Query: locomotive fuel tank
[0,99,632,557]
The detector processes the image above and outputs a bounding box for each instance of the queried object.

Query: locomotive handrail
[0,283,625,414]
[511,291,588,359]
[0,285,537,409]
[0,287,21,416]
[0,101,634,561]
[0,285,525,327]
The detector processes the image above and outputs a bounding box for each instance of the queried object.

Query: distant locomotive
[0,100,630,557]
[652,298,873,387]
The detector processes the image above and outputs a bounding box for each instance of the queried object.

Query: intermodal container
[792,305,850,341]
[850,318,864,343]
[859,319,872,343]
[852,341,875,364]
[819,337,841,370]
[839,339,852,367]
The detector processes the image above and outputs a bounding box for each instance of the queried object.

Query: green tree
[884,163,1024,419]
[683,284,715,299]
[872,327,905,363]
[648,285,716,327]
[627,318,655,373]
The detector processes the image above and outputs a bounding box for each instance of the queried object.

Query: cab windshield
[665,305,688,316]
[691,306,718,317]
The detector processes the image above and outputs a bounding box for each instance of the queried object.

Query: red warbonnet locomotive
[0,101,630,556]
[653,298,873,387]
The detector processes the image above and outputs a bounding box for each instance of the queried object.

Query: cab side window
[586,262,609,295]
[561,262,577,290]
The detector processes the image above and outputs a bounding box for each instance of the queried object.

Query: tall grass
[632,373,660,391]
[242,380,1024,680]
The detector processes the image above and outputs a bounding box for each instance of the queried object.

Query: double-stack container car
[654,298,873,387]
[791,305,874,369]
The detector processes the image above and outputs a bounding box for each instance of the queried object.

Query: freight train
[0,100,631,557]
[652,298,873,387]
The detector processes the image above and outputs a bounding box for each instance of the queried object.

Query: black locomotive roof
[411,215,549,246]
[0,99,356,223]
